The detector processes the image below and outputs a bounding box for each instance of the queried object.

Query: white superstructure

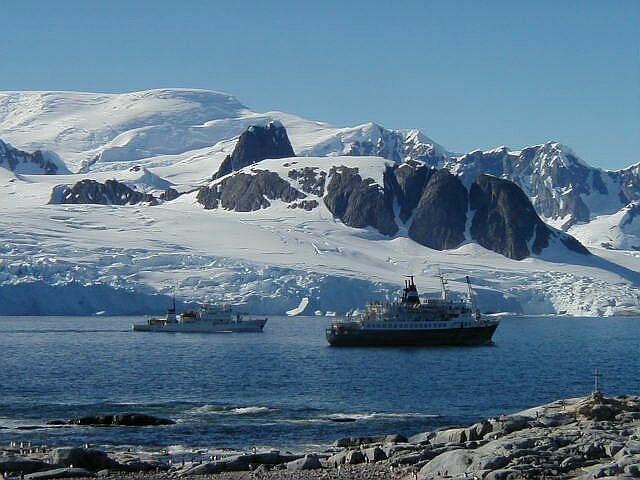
[132,302,267,333]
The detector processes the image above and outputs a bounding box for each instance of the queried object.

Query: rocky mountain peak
[0,138,68,175]
[212,121,295,179]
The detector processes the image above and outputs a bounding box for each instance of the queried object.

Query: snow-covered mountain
[445,143,638,231]
[1,88,639,316]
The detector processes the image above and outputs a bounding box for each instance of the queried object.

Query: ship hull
[132,318,267,333]
[326,323,498,347]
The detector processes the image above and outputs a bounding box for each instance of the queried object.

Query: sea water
[1,315,638,453]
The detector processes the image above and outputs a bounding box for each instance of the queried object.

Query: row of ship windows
[369,323,449,329]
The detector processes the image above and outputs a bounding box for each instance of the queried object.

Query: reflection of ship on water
[132,297,267,333]
[326,275,499,347]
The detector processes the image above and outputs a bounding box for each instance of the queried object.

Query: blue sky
[1,1,638,169]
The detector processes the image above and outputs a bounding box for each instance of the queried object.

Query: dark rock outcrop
[197,170,305,211]
[0,139,66,174]
[393,161,434,222]
[49,180,158,206]
[408,169,467,250]
[470,174,588,260]
[212,121,295,179]
[287,199,319,210]
[288,167,326,196]
[159,187,180,201]
[70,413,175,426]
[470,174,549,260]
[324,166,398,236]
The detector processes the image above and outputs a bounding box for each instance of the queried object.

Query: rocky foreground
[2,393,640,480]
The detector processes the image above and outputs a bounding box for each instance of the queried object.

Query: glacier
[0,88,639,316]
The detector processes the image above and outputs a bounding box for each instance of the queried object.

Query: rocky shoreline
[2,393,639,479]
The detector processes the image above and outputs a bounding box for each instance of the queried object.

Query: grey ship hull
[326,323,498,347]
[132,318,267,333]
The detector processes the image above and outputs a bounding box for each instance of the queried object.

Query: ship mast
[466,275,480,321]
[438,271,448,301]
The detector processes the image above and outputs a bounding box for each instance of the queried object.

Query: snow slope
[0,88,639,316]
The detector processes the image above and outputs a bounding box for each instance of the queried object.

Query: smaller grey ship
[132,298,267,333]
[326,275,498,347]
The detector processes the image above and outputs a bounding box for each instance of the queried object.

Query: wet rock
[70,414,174,426]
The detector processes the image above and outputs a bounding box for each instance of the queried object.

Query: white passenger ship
[132,299,267,333]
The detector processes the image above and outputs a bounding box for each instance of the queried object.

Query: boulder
[24,468,94,480]
[345,450,366,465]
[491,415,530,435]
[418,448,509,479]
[0,458,53,475]
[333,436,384,448]
[111,414,174,426]
[363,446,387,462]
[49,448,120,471]
[432,427,468,445]
[466,420,493,441]
[560,455,585,471]
[384,434,408,444]
[624,463,640,476]
[408,432,433,445]
[590,404,618,421]
[484,469,524,480]
[285,454,322,471]
[159,188,181,201]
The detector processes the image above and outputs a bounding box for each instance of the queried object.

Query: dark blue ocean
[1,315,639,454]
